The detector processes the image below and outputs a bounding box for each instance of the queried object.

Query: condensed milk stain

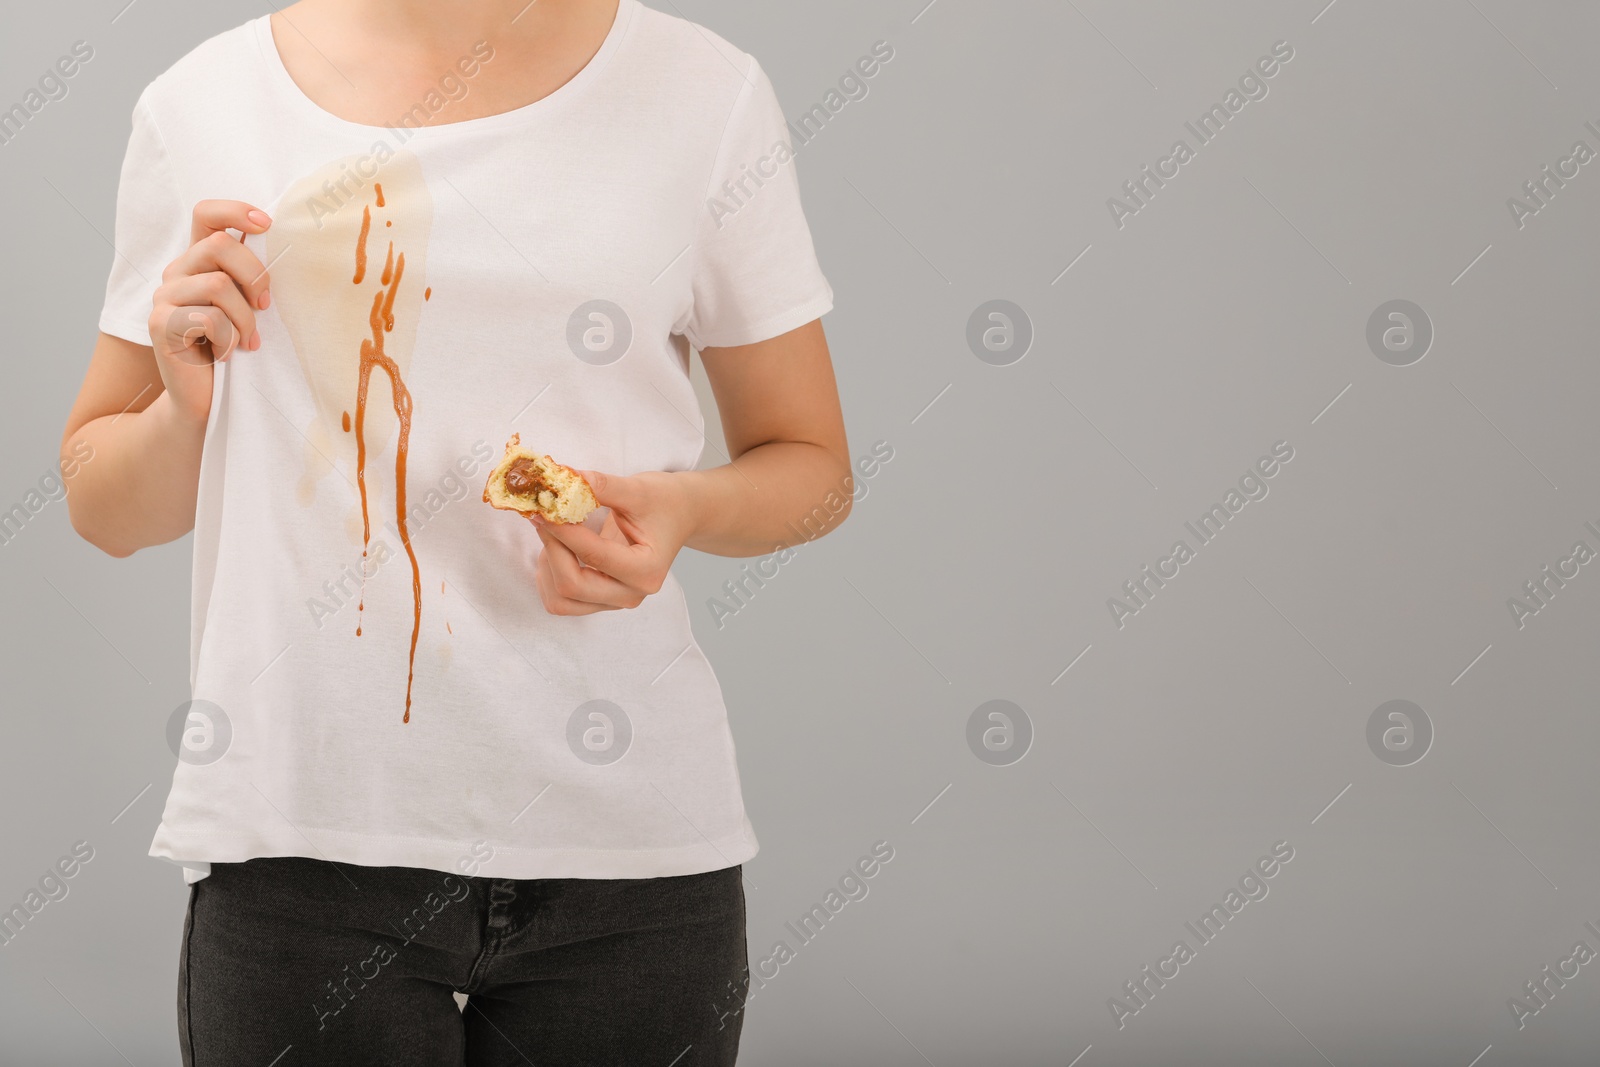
[353,205,371,285]
[351,183,424,723]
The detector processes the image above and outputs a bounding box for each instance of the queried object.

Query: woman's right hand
[147,200,274,425]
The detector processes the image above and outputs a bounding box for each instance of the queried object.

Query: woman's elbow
[67,502,136,558]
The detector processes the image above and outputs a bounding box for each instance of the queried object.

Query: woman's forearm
[678,440,852,558]
[66,389,206,557]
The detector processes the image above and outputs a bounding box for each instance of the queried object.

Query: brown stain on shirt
[352,187,423,723]
[353,206,371,284]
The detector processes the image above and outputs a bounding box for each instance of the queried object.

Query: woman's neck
[270,0,620,126]
[338,0,582,52]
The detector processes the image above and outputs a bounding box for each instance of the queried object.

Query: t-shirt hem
[98,313,152,346]
[152,823,759,883]
[685,289,833,351]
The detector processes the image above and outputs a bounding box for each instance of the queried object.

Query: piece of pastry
[482,434,597,524]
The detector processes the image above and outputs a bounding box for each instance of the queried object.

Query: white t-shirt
[99,0,831,884]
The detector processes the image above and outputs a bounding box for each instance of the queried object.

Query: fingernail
[247,209,271,228]
[250,328,261,350]
[260,289,271,310]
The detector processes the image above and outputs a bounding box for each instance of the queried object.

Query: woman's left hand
[529,470,696,615]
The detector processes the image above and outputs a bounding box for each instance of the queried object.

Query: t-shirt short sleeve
[681,57,833,351]
[99,97,190,345]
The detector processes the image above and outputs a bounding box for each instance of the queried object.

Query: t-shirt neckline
[252,0,638,136]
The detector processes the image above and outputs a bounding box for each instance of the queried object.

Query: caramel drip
[424,287,432,301]
[352,200,423,723]
[341,410,351,433]
[353,206,371,284]
[380,246,400,330]
[374,183,385,207]
[352,207,371,639]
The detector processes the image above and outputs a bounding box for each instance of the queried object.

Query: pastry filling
[503,457,550,498]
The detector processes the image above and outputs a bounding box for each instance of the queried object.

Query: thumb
[579,470,641,513]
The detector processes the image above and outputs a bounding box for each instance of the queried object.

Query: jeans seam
[462,879,512,995]
[461,930,502,995]
[180,883,197,1066]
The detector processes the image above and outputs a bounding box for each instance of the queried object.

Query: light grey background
[3,1,1598,1064]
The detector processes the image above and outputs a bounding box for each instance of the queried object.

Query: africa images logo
[1105,40,1295,229]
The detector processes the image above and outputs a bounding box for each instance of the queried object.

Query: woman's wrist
[145,385,210,439]
[665,467,715,547]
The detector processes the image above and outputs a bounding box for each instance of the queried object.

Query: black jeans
[178,857,748,1066]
